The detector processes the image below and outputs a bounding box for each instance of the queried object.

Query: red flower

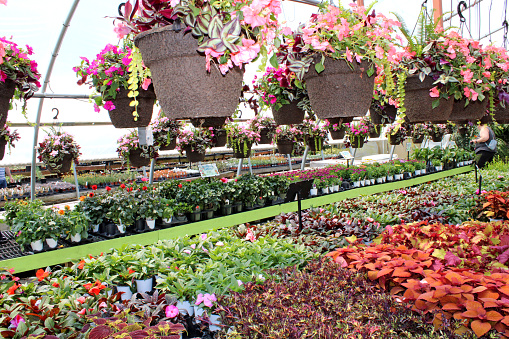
[128,268,135,274]
[78,260,85,270]
[7,283,18,295]
[36,269,49,281]
[120,183,126,189]
[84,280,106,296]
[88,192,95,198]
[142,186,147,191]
[52,282,60,288]
[91,185,97,190]
[106,186,111,191]
[178,184,182,188]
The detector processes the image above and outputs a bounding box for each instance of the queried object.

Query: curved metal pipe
[30,0,81,200]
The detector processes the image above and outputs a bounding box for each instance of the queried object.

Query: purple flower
[9,314,24,329]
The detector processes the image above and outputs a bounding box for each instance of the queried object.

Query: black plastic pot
[188,211,201,222]
[202,209,214,220]
[233,203,243,213]
[220,204,233,216]
[105,223,117,236]
[135,219,146,232]
[172,214,188,224]
[341,181,351,190]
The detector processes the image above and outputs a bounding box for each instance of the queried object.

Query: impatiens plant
[116,129,158,163]
[0,36,41,114]
[225,122,260,157]
[150,115,182,149]
[176,127,214,155]
[0,124,20,153]
[36,129,81,173]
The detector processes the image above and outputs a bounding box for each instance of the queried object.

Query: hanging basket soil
[47,154,74,174]
[0,138,6,161]
[185,146,206,163]
[259,128,272,144]
[191,117,228,128]
[134,27,244,122]
[276,140,294,154]
[108,86,156,128]
[232,141,252,158]
[128,149,151,167]
[0,80,15,128]
[273,101,305,125]
[158,138,177,151]
[448,99,488,123]
[305,137,324,153]
[304,57,374,120]
[404,75,453,123]
[349,136,365,148]
[213,129,227,147]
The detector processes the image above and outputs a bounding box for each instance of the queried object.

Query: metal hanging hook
[118,3,125,16]
[457,1,467,23]
[52,108,59,120]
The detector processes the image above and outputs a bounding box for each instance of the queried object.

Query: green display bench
[1,166,473,273]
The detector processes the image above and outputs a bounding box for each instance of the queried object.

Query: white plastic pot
[353,181,360,188]
[387,175,394,181]
[421,169,427,174]
[209,314,222,332]
[177,301,194,316]
[364,179,370,186]
[162,217,172,224]
[116,286,132,300]
[135,277,153,294]
[45,238,58,248]
[370,179,375,185]
[321,187,329,194]
[414,170,421,176]
[146,218,156,229]
[436,165,443,171]
[333,185,340,192]
[92,224,100,232]
[117,221,126,234]
[309,188,318,196]
[70,233,81,243]
[376,178,383,184]
[194,306,205,317]
[31,240,44,252]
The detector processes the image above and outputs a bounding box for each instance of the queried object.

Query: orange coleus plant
[479,191,509,220]
[327,243,509,337]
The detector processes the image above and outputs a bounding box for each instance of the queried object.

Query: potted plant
[9,200,53,251]
[57,204,90,243]
[363,117,382,139]
[118,0,279,125]
[74,42,155,128]
[151,115,182,150]
[172,202,193,224]
[117,129,158,168]
[325,119,347,140]
[345,119,369,148]
[252,65,310,125]
[385,123,407,145]
[105,190,137,234]
[225,122,260,158]
[370,94,397,125]
[37,128,81,174]
[296,119,328,153]
[277,2,399,120]
[273,125,300,154]
[0,124,20,161]
[0,36,41,123]
[177,127,214,163]
[410,123,427,143]
[80,191,106,232]
[483,46,509,123]
[129,249,157,293]
[249,115,276,144]
[430,123,447,142]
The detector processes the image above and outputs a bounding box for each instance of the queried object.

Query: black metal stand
[478,174,482,195]
[475,164,478,182]
[297,191,303,231]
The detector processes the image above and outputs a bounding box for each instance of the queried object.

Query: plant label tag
[340,151,353,159]
[138,127,154,146]
[199,163,219,178]
[406,142,412,151]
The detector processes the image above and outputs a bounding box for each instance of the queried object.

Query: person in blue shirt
[0,167,13,189]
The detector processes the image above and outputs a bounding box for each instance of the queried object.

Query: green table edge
[1,166,473,273]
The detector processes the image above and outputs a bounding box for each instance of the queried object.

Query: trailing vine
[127,46,151,121]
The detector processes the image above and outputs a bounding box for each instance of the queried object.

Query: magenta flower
[103,101,116,111]
[165,305,179,318]
[9,314,24,329]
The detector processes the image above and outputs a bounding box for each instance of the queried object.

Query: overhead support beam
[433,0,444,29]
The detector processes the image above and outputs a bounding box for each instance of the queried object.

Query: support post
[389,145,396,161]
[30,0,81,200]
[300,146,309,170]
[142,166,147,178]
[478,174,482,194]
[149,159,155,185]
[433,0,444,28]
[350,147,357,165]
[321,149,325,161]
[247,157,253,175]
[287,154,292,171]
[236,158,243,177]
[72,163,79,200]
[475,164,478,182]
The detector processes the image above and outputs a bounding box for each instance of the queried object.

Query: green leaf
[431,99,440,109]
[274,37,281,48]
[432,248,446,260]
[314,61,325,74]
[269,54,278,68]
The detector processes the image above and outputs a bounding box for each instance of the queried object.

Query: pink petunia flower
[165,305,179,318]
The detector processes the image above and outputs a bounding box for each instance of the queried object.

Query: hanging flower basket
[273,101,305,125]
[370,104,397,125]
[330,127,346,140]
[259,128,272,144]
[213,129,227,148]
[128,149,151,167]
[412,135,425,143]
[349,136,365,148]
[0,80,15,128]
[305,136,324,153]
[430,132,443,142]
[185,146,206,163]
[0,138,6,161]
[304,58,374,120]
[191,117,228,128]
[448,99,488,123]
[276,141,294,154]
[108,86,156,128]
[404,75,453,123]
[48,154,74,174]
[492,104,509,124]
[388,134,402,145]
[369,125,382,138]
[232,141,253,159]
[159,138,177,151]
[134,28,244,123]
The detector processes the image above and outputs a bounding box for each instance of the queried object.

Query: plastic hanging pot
[0,80,15,128]
[404,75,453,123]
[185,146,206,163]
[258,128,272,144]
[158,138,177,151]
[448,99,487,123]
[272,101,305,125]
[128,149,151,168]
[47,154,74,174]
[109,86,156,128]
[276,141,294,154]
[134,27,243,123]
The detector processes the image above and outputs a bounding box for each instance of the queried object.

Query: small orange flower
[36,269,50,281]
[65,205,70,210]
[128,268,135,274]
[58,210,65,215]
[7,283,18,295]
[52,282,60,288]
[77,260,85,270]
[79,196,86,202]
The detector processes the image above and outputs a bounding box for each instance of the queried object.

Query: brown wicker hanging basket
[273,101,305,125]
[0,138,7,161]
[404,75,453,123]
[185,146,206,163]
[350,136,365,148]
[0,80,15,128]
[134,27,243,123]
[128,149,151,167]
[232,141,253,158]
[448,99,488,123]
[258,128,272,144]
[304,57,375,120]
[213,129,227,147]
[305,136,324,153]
[109,86,156,128]
[276,140,294,154]
[47,154,74,174]
[158,138,177,151]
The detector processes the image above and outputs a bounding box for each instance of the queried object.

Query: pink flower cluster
[0,36,41,88]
